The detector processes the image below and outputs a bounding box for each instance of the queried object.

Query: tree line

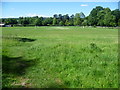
[1,6,120,27]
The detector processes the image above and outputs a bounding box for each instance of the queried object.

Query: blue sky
[2,2,118,18]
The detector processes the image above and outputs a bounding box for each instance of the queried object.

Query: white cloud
[1,14,50,18]
[2,16,17,18]
[25,13,50,17]
[80,4,88,6]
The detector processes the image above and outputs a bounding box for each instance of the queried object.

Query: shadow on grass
[2,36,36,42]
[2,55,38,88]
[2,55,36,76]
[17,38,36,42]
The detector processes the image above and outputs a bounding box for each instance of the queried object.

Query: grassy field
[2,26,118,88]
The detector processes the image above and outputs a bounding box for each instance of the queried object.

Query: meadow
[2,26,118,88]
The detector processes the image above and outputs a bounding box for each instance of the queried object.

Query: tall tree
[52,18,57,26]
[69,14,74,26]
[65,20,70,26]
[111,9,120,26]
[104,12,116,26]
[74,13,82,26]
[34,17,43,26]
[59,21,64,26]
[42,18,53,26]
[22,18,29,26]
[88,6,104,26]
[58,14,62,20]
[97,10,105,26]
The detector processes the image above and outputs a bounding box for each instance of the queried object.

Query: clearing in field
[2,26,118,88]
[51,27,70,30]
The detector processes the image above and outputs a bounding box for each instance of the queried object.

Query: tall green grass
[2,26,118,88]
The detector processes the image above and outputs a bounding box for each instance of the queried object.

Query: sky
[1,2,119,18]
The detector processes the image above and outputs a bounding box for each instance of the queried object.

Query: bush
[93,25,96,28]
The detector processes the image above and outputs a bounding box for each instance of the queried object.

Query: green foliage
[52,18,57,26]
[82,19,88,26]
[88,6,104,26]
[65,20,70,26]
[97,10,105,26]
[104,12,116,26]
[34,17,43,26]
[111,9,120,25]
[93,25,96,28]
[63,14,69,21]
[42,18,53,26]
[59,21,64,26]
[5,18,17,25]
[74,13,82,26]
[118,19,120,26]
[96,8,117,27]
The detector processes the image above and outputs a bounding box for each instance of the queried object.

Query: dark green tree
[88,6,104,26]
[111,9,120,26]
[74,13,82,26]
[34,17,43,26]
[118,19,120,26]
[5,18,17,25]
[104,12,116,26]
[42,18,53,26]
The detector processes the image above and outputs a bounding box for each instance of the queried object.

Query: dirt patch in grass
[12,77,31,88]
[52,27,69,30]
